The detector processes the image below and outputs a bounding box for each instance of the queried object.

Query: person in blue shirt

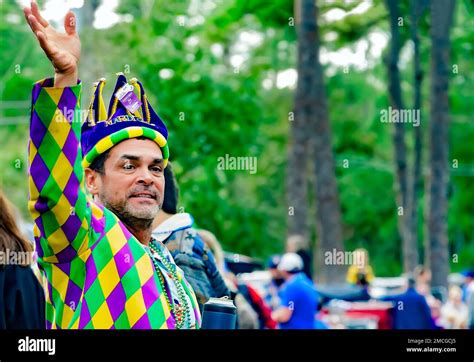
[271,253,319,329]
[381,275,435,329]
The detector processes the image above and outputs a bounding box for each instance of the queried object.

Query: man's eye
[150,166,163,173]
[123,164,135,170]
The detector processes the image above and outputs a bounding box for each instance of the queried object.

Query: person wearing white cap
[271,253,319,329]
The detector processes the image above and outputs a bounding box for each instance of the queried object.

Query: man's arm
[271,307,292,323]
[271,284,294,323]
[201,240,231,298]
[25,1,90,263]
[29,78,90,263]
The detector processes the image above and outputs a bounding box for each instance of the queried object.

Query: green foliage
[0,0,472,276]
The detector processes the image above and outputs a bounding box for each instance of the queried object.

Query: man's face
[85,138,165,227]
[269,268,281,280]
[280,271,291,280]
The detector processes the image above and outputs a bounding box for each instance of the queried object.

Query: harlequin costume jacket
[28,74,201,329]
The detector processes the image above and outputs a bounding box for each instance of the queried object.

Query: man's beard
[99,192,161,231]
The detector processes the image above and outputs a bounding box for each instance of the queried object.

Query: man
[381,276,435,329]
[24,2,200,329]
[263,255,284,310]
[286,235,312,280]
[152,164,230,310]
[271,253,319,329]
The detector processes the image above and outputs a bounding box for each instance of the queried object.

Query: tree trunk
[303,0,344,284]
[407,0,428,272]
[385,0,415,273]
[287,0,312,248]
[426,0,456,289]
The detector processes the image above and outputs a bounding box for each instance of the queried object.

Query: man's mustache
[127,187,159,201]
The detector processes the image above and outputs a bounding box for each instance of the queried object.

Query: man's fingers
[23,6,31,21]
[23,7,35,32]
[31,0,49,27]
[36,31,58,58]
[64,11,76,35]
[27,14,46,33]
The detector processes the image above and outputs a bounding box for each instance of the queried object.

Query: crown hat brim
[81,73,169,168]
[82,126,169,168]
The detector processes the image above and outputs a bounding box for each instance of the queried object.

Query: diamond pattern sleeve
[28,78,91,264]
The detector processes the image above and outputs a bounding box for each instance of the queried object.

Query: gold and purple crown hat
[81,73,169,168]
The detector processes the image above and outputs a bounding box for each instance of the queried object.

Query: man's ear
[84,168,100,196]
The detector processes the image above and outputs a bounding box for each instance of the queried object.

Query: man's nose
[136,167,154,184]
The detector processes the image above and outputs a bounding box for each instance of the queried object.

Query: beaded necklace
[147,240,190,329]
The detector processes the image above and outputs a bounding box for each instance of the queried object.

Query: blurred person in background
[263,254,284,310]
[226,271,276,329]
[381,275,435,329]
[414,265,432,287]
[414,265,441,323]
[198,229,261,329]
[286,235,312,280]
[440,285,469,329]
[416,282,443,328]
[346,248,375,285]
[0,189,45,329]
[235,276,276,329]
[461,270,474,302]
[152,163,230,310]
[464,271,474,329]
[415,266,434,299]
[197,229,226,274]
[354,272,372,301]
[272,253,319,329]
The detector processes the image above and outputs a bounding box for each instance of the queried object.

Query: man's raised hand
[24,0,81,87]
